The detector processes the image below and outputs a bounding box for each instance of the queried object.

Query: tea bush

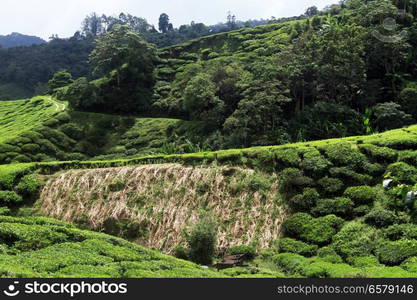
[343,186,374,205]
[377,240,417,265]
[276,238,318,257]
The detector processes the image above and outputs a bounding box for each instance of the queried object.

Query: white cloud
[0,0,337,39]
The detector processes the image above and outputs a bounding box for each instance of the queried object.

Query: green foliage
[185,213,217,265]
[0,191,23,206]
[377,240,417,266]
[312,197,354,218]
[358,144,398,164]
[279,168,313,201]
[300,148,332,177]
[372,102,413,132]
[48,70,73,93]
[174,245,190,260]
[276,238,318,257]
[317,177,344,196]
[364,209,397,228]
[385,162,417,183]
[332,222,377,259]
[274,149,301,168]
[321,143,368,170]
[0,216,224,278]
[382,224,417,241]
[273,253,309,275]
[229,245,256,260]
[282,213,344,245]
[343,186,374,205]
[290,102,363,141]
[348,256,381,268]
[15,174,44,199]
[289,188,320,211]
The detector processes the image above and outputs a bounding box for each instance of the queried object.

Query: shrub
[288,102,363,141]
[332,222,377,259]
[401,257,417,273]
[0,143,21,154]
[288,188,320,211]
[274,149,301,168]
[317,177,344,196]
[385,162,417,183]
[21,144,40,154]
[246,174,272,192]
[229,245,256,260]
[300,149,332,177]
[372,102,413,132]
[273,253,309,275]
[20,131,43,144]
[343,186,374,205]
[59,123,84,140]
[399,151,417,167]
[312,197,354,218]
[347,256,380,268]
[0,207,10,216]
[13,154,32,163]
[0,191,23,206]
[108,179,126,192]
[186,213,217,265]
[282,213,344,245]
[364,209,397,228]
[358,144,398,164]
[279,168,313,200]
[382,224,417,241]
[174,245,190,260]
[302,261,360,278]
[276,238,318,257]
[377,240,417,265]
[353,205,372,217]
[322,143,368,170]
[329,167,372,186]
[15,174,44,198]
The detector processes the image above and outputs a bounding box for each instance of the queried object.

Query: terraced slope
[0,97,207,164]
[37,164,286,253]
[0,215,221,278]
[0,216,286,278]
[0,97,57,143]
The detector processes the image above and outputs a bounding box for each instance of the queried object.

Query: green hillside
[0,215,223,278]
[2,0,417,279]
[0,97,58,143]
[0,96,207,164]
[0,123,417,277]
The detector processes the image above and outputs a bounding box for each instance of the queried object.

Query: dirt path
[46,96,66,112]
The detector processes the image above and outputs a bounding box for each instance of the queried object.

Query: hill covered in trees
[3,0,417,279]
[0,4,333,100]
[0,32,45,48]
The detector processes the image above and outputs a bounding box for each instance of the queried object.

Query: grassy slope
[3,123,416,278]
[2,123,417,277]
[0,97,56,143]
[0,97,206,164]
[0,215,221,278]
[157,21,297,76]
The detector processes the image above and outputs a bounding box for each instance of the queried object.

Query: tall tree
[159,13,171,33]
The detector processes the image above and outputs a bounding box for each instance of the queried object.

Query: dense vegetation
[2,0,417,278]
[0,33,45,48]
[1,122,417,277]
[0,97,209,163]
[46,0,417,151]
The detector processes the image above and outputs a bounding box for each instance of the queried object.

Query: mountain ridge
[0,32,46,48]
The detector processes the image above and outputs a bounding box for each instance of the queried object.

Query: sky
[0,0,338,40]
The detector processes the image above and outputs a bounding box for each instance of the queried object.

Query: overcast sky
[0,0,338,40]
